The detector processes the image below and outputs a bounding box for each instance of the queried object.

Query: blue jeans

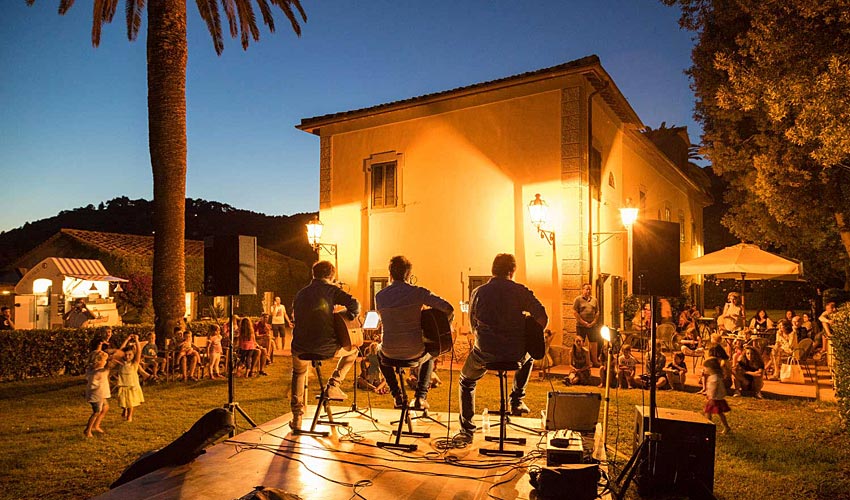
[458,349,533,433]
[378,352,434,400]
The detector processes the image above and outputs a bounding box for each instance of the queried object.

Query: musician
[289,260,360,430]
[376,256,453,411]
[459,253,548,440]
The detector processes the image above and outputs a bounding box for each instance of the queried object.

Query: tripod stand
[332,346,379,423]
[224,296,257,437]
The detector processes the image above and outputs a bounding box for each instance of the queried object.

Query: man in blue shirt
[377,256,453,410]
[289,261,360,430]
[459,253,548,438]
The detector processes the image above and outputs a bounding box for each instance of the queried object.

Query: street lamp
[305,216,338,271]
[528,193,555,247]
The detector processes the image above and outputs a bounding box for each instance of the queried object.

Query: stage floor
[95,406,605,499]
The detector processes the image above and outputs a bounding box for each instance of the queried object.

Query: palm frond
[58,0,75,15]
[221,0,239,39]
[103,0,118,23]
[25,0,36,6]
[125,0,145,41]
[234,0,260,50]
[91,0,104,47]
[195,0,225,55]
[270,0,306,36]
[255,0,275,33]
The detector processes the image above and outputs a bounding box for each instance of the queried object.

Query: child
[617,344,638,389]
[702,357,732,434]
[174,328,200,381]
[84,349,111,437]
[665,351,688,390]
[208,324,224,380]
[116,334,145,422]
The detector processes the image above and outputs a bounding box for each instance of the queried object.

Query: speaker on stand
[204,235,258,436]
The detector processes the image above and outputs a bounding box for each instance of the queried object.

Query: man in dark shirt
[458,253,548,438]
[289,260,360,430]
[0,307,14,330]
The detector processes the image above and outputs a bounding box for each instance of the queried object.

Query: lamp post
[306,216,338,271]
[528,193,555,247]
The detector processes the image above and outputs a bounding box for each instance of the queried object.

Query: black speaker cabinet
[634,406,716,497]
[203,235,257,296]
[632,220,680,297]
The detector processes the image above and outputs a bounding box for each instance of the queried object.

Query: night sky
[1,0,698,232]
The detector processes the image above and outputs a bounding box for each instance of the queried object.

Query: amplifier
[545,429,583,466]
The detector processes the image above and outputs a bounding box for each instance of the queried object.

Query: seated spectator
[678,304,698,333]
[749,309,773,332]
[791,315,809,341]
[679,326,703,355]
[254,313,275,364]
[174,328,200,381]
[733,346,765,399]
[767,320,796,380]
[238,318,267,377]
[358,343,388,393]
[638,342,668,389]
[564,336,592,386]
[617,344,639,389]
[664,351,688,389]
[141,332,164,381]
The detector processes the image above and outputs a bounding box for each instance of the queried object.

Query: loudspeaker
[203,235,257,296]
[634,406,715,497]
[632,220,680,297]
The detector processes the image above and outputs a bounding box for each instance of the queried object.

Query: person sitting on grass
[679,325,703,355]
[732,346,765,399]
[638,341,668,390]
[664,351,688,389]
[564,335,591,386]
[174,328,200,381]
[702,358,732,434]
[617,344,638,389]
[84,349,111,438]
[116,334,144,422]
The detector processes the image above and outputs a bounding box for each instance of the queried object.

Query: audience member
[141,332,163,382]
[564,336,591,386]
[84,350,111,437]
[678,304,698,332]
[791,315,809,341]
[0,306,14,330]
[733,346,765,399]
[270,296,293,351]
[703,358,732,434]
[174,328,200,381]
[717,292,745,334]
[699,343,732,394]
[639,342,668,389]
[207,324,224,379]
[664,351,688,389]
[239,317,268,377]
[767,320,796,380]
[254,313,275,363]
[115,334,144,422]
[749,309,773,332]
[617,344,638,389]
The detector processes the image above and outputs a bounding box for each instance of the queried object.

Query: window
[371,161,397,209]
[369,278,388,310]
[691,220,697,248]
[678,210,685,243]
[469,276,489,299]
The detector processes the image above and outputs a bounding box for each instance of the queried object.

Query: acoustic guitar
[421,308,453,357]
[334,312,364,351]
[525,315,546,360]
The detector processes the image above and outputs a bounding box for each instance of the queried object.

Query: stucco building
[297,55,710,344]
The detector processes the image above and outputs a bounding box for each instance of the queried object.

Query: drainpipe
[586,79,608,286]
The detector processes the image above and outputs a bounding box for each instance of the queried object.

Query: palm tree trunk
[147,1,188,348]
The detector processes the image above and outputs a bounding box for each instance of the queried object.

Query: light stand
[600,326,614,448]
[610,296,660,499]
[224,295,257,437]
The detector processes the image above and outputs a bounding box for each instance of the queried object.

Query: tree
[28,0,307,345]
[663,0,850,288]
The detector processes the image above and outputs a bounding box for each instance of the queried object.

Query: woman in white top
[718,292,745,333]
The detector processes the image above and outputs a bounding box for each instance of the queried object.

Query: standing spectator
[116,335,144,422]
[64,298,96,328]
[573,283,601,366]
[564,336,591,386]
[617,344,639,389]
[84,350,111,437]
[207,324,224,379]
[289,261,360,431]
[458,253,548,440]
[819,302,836,367]
[717,292,745,334]
[270,296,293,352]
[0,306,14,330]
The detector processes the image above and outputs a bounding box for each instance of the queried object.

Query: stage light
[600,325,611,342]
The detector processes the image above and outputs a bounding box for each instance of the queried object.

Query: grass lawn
[0,356,848,500]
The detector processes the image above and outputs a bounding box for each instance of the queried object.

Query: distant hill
[0,197,317,269]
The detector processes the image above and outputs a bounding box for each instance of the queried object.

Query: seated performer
[458,253,548,441]
[289,261,360,431]
[377,256,454,410]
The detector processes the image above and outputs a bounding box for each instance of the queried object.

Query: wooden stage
[95,406,605,499]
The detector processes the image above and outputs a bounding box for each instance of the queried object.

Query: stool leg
[378,367,428,452]
[480,370,524,457]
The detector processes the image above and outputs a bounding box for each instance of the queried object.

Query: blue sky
[1,0,698,232]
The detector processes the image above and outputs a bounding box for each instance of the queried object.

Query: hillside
[0,197,317,269]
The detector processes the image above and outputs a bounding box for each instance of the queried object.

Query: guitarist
[459,253,548,441]
[377,256,453,411]
[289,261,360,431]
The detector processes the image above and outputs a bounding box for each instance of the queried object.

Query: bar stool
[377,354,430,452]
[480,361,526,457]
[293,353,349,437]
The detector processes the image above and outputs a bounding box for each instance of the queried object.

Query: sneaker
[391,393,405,409]
[326,383,347,401]
[755,391,764,399]
[411,397,430,411]
[510,401,530,416]
[258,371,269,376]
[456,429,475,445]
[733,390,742,397]
[290,415,302,431]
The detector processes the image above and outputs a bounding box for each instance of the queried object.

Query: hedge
[831,303,850,432]
[0,320,228,382]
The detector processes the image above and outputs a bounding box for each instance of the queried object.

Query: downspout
[586,79,608,286]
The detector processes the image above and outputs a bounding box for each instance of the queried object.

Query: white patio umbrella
[680,243,803,299]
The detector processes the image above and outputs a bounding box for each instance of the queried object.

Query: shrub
[832,303,850,432]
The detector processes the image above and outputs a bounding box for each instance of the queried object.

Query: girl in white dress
[116,334,145,422]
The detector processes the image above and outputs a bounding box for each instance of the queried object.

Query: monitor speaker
[203,235,257,296]
[632,220,680,297]
[634,406,716,498]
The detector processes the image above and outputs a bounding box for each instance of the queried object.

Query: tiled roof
[62,229,205,257]
[298,55,642,131]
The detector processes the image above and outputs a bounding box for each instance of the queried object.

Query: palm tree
[28,0,307,347]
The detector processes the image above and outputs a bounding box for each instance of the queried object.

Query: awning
[14,257,128,294]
